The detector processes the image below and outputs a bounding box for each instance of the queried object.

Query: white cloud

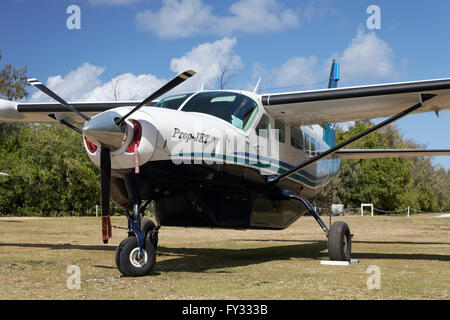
[30,63,106,102]
[255,28,399,93]
[272,56,321,88]
[219,0,299,34]
[29,63,167,103]
[29,37,243,103]
[28,28,399,107]
[83,73,167,101]
[136,0,214,39]
[170,37,243,90]
[252,56,328,93]
[136,0,300,39]
[338,28,398,84]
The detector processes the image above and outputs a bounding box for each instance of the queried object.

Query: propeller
[27,77,114,242]
[100,146,112,243]
[28,78,91,121]
[115,70,196,126]
[48,114,82,134]
[28,70,196,244]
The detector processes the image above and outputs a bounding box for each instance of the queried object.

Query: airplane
[1,60,450,277]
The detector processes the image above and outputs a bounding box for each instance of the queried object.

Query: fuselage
[83,90,340,229]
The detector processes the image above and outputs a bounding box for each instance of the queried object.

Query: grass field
[0,214,448,300]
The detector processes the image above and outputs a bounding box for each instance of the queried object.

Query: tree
[0,49,28,142]
[316,121,450,214]
[0,124,100,216]
[0,49,28,101]
[0,50,100,216]
[217,60,239,89]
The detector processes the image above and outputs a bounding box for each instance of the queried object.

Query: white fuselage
[83,90,339,198]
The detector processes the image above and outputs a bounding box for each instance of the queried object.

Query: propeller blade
[100,147,112,244]
[28,78,91,121]
[115,70,196,126]
[48,114,82,134]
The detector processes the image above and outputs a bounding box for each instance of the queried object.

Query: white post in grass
[407,207,410,218]
[361,203,374,216]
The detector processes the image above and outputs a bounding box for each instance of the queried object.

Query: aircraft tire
[141,219,159,250]
[115,236,127,273]
[327,221,351,261]
[116,236,156,277]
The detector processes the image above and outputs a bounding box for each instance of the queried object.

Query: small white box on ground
[320,259,359,266]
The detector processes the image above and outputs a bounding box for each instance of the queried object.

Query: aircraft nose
[82,111,127,150]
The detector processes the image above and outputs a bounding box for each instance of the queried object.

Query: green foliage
[0,124,101,216]
[317,121,450,214]
[0,49,28,101]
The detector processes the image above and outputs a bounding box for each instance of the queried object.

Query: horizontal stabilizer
[335,149,450,160]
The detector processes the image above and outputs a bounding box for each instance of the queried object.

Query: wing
[261,78,450,125]
[0,99,156,123]
[335,149,450,160]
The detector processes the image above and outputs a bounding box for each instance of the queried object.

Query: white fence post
[361,203,374,216]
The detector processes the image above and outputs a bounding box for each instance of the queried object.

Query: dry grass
[0,214,448,300]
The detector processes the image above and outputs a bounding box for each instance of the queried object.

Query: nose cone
[82,111,127,150]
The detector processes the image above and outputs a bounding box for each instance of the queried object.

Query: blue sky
[1,0,449,168]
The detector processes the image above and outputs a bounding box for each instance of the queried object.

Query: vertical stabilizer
[323,60,340,147]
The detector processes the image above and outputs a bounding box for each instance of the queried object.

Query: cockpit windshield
[153,93,194,110]
[181,91,259,130]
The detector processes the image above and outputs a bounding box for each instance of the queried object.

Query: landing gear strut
[281,189,352,262]
[115,200,159,277]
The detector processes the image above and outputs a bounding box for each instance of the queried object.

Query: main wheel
[327,221,352,261]
[141,219,159,250]
[116,236,156,277]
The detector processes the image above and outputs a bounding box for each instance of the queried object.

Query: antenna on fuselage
[200,82,205,91]
[253,77,262,93]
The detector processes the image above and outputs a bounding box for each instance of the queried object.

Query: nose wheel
[115,198,159,277]
[115,236,156,277]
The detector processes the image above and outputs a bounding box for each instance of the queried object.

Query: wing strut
[266,94,436,186]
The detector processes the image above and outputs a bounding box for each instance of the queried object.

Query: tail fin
[323,60,339,147]
[327,59,339,89]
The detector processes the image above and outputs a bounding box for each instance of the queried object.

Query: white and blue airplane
[0,61,449,276]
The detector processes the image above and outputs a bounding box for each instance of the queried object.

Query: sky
[1,0,449,169]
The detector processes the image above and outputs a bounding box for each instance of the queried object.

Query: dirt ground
[0,214,448,299]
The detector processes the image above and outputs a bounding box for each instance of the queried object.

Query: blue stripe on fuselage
[171,152,340,187]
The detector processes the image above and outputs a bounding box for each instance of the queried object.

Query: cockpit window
[153,93,194,110]
[181,91,258,130]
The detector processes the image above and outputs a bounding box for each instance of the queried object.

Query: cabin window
[290,127,303,150]
[181,91,259,130]
[274,119,285,143]
[255,114,270,138]
[153,93,194,110]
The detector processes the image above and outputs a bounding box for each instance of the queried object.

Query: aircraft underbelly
[111,160,317,230]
